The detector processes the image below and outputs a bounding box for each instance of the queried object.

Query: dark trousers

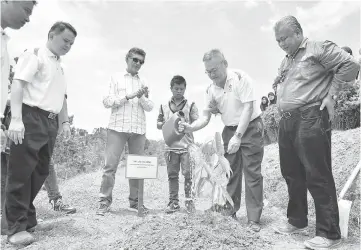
[165,151,192,204]
[5,104,58,236]
[223,116,264,222]
[1,153,9,212]
[99,129,145,207]
[278,106,341,240]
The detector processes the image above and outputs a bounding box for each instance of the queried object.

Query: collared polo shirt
[206,69,261,126]
[13,47,66,114]
[1,28,10,116]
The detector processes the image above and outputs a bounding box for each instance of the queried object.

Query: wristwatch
[235,132,243,139]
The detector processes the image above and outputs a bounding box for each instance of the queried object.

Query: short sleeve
[233,72,256,103]
[13,51,39,83]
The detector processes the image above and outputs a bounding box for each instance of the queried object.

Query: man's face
[171,83,186,99]
[3,1,34,30]
[49,29,76,56]
[204,57,227,85]
[268,95,274,101]
[126,53,145,75]
[275,25,303,56]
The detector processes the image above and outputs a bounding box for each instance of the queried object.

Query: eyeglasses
[205,64,222,75]
[131,57,144,65]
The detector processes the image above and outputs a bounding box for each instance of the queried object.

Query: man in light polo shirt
[5,21,77,246]
[179,49,264,232]
[1,1,37,117]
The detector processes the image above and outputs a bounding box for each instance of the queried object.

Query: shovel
[338,161,361,238]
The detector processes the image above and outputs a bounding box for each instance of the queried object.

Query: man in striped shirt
[97,47,154,216]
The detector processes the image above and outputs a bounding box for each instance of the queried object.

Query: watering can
[162,111,186,147]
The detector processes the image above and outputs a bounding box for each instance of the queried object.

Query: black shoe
[165,201,180,214]
[130,204,150,214]
[50,198,76,214]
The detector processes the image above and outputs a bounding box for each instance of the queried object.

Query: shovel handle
[339,161,361,200]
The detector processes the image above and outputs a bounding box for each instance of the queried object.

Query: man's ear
[223,60,228,68]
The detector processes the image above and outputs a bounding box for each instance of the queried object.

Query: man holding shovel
[272,16,360,249]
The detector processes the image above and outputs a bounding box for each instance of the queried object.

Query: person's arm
[8,51,38,144]
[186,109,212,132]
[103,75,140,109]
[157,105,165,130]
[58,96,71,138]
[138,80,154,112]
[227,72,256,154]
[318,41,360,96]
[317,41,360,121]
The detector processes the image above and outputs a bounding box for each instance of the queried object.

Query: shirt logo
[228,84,232,92]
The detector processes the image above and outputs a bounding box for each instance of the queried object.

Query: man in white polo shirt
[1,1,37,117]
[179,49,264,232]
[5,21,77,246]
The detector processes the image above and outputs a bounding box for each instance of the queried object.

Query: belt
[226,116,261,130]
[280,101,322,119]
[23,104,58,120]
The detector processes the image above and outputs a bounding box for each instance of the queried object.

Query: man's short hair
[274,15,303,35]
[203,49,226,62]
[48,21,77,39]
[341,46,353,56]
[170,75,186,88]
[126,47,146,61]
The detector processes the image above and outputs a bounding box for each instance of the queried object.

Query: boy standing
[157,75,199,214]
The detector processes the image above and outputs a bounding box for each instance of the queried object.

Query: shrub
[261,80,360,144]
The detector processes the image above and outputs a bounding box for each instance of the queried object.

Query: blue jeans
[99,129,145,206]
[278,106,341,240]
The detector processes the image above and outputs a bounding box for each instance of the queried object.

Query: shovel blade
[338,199,353,238]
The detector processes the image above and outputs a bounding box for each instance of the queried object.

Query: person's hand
[127,89,143,100]
[62,123,71,140]
[320,95,335,122]
[1,130,7,152]
[178,121,192,133]
[8,117,25,145]
[143,86,149,98]
[207,100,221,115]
[136,88,145,98]
[227,135,241,154]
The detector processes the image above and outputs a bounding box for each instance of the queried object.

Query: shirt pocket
[296,56,320,79]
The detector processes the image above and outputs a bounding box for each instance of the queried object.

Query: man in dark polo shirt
[272,16,360,249]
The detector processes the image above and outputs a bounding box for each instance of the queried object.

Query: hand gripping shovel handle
[339,161,361,200]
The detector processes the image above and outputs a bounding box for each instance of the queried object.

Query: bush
[333,81,360,130]
[52,127,167,180]
[261,80,360,144]
[261,104,280,145]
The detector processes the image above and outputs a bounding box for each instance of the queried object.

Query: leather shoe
[7,231,35,246]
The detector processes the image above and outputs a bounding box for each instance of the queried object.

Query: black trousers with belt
[278,105,341,240]
[5,104,58,236]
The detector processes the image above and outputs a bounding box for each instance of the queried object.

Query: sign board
[125,154,158,179]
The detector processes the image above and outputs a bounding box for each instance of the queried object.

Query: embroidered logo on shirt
[228,84,232,92]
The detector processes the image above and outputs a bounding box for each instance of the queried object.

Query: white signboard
[125,154,158,179]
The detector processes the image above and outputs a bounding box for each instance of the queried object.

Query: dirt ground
[1,128,360,250]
